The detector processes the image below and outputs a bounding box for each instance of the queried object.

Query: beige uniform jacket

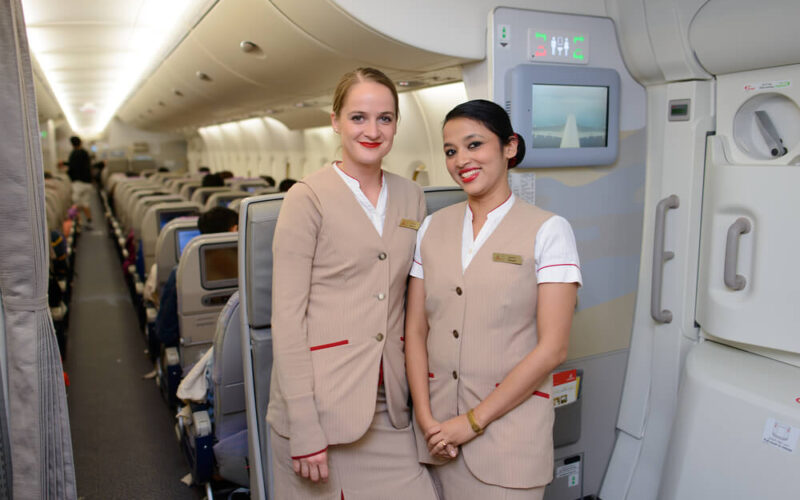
[416,199,556,488]
[267,165,426,459]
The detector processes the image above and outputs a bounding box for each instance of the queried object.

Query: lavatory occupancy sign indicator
[528,30,589,64]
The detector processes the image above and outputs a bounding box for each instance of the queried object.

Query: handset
[754,110,787,158]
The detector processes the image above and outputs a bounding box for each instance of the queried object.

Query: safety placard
[552,369,579,408]
[762,417,799,453]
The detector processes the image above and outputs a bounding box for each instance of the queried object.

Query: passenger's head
[260,175,276,187]
[202,172,225,187]
[197,166,211,174]
[44,171,53,179]
[442,100,524,195]
[197,207,238,234]
[158,167,170,173]
[278,178,297,192]
[331,68,399,168]
[69,136,82,148]
[219,170,234,180]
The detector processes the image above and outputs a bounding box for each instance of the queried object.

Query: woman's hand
[425,415,475,459]
[292,450,329,483]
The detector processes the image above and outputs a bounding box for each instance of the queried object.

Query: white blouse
[332,162,387,236]
[410,194,582,285]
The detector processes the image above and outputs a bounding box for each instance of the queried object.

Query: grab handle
[724,217,751,291]
[651,195,679,324]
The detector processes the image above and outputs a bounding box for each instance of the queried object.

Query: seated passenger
[260,175,276,188]
[155,207,238,347]
[202,172,225,187]
[278,178,297,192]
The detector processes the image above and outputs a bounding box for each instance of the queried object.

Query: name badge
[493,252,523,265]
[399,218,421,230]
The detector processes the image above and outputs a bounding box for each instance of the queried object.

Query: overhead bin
[689,0,800,75]
[118,0,472,131]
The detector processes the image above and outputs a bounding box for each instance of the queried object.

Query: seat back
[204,191,248,211]
[238,193,284,499]
[212,291,247,439]
[154,217,199,297]
[177,232,238,368]
[113,179,151,215]
[101,157,129,187]
[178,180,203,199]
[423,185,467,215]
[231,179,269,193]
[123,188,168,228]
[141,202,202,271]
[191,187,230,206]
[131,195,184,236]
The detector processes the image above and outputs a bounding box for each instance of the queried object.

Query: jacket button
[377,293,386,300]
[378,252,387,260]
[376,333,384,341]
[455,287,462,295]
[452,370,458,380]
[452,329,459,338]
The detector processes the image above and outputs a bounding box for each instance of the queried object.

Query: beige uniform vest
[268,165,426,458]
[416,199,555,488]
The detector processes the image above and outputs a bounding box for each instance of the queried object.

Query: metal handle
[724,217,751,290]
[651,194,680,323]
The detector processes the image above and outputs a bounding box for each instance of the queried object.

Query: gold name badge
[399,218,421,230]
[493,252,523,265]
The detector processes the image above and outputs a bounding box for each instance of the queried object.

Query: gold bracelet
[467,408,483,435]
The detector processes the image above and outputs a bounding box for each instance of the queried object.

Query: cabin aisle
[64,191,201,499]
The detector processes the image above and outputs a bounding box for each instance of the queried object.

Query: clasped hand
[293,450,329,483]
[423,414,476,460]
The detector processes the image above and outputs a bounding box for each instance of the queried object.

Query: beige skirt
[270,387,438,500]
[431,452,545,500]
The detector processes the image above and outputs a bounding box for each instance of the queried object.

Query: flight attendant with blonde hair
[406,99,582,499]
[268,67,438,499]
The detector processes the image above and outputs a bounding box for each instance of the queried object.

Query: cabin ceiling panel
[119,0,470,131]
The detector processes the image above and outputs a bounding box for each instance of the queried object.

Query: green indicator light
[573,36,584,42]
[573,51,584,60]
[535,32,547,39]
[41,131,47,138]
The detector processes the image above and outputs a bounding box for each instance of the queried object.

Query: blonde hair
[332,67,399,119]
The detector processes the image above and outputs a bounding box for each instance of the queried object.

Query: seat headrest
[239,194,284,329]
[423,186,467,215]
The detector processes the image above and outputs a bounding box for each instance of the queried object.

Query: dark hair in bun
[443,99,525,168]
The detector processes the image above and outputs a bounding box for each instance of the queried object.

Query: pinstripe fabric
[268,164,426,459]
[270,387,437,500]
[416,200,556,489]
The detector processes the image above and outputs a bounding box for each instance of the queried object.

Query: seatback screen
[200,245,238,289]
[244,185,262,193]
[531,84,608,149]
[159,210,196,230]
[175,228,201,258]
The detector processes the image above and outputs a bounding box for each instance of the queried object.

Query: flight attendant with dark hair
[406,99,582,499]
[268,68,438,499]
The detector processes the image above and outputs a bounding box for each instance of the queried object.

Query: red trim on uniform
[399,336,404,341]
[494,383,549,399]
[536,263,581,272]
[413,258,422,266]
[309,339,349,351]
[429,372,435,378]
[341,491,345,500]
[291,447,328,460]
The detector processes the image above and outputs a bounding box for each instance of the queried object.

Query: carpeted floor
[64,191,201,500]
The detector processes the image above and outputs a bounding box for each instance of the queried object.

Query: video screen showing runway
[531,84,609,148]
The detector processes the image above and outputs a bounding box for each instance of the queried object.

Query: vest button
[455,287,462,295]
[452,370,458,380]
[452,329,459,338]
[377,293,386,301]
[378,252,387,260]
[375,333,384,341]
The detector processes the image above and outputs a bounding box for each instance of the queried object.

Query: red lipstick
[359,142,381,149]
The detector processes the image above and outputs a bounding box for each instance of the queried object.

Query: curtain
[0,0,77,498]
